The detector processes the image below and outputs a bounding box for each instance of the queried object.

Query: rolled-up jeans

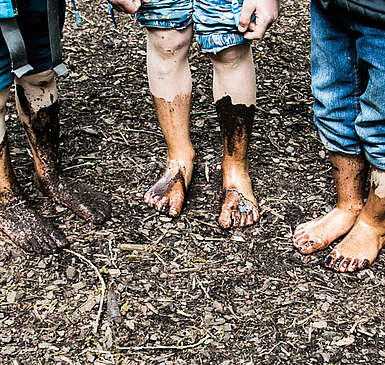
[311,0,385,169]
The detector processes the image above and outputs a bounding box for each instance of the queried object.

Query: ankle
[336,201,364,216]
[222,158,249,173]
[167,149,195,165]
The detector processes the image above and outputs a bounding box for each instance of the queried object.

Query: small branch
[64,249,106,334]
[118,333,210,351]
[125,128,163,138]
[119,243,148,251]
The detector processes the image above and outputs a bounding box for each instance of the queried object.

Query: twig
[118,333,210,351]
[258,341,285,357]
[143,212,159,223]
[63,162,95,171]
[119,243,148,251]
[64,249,106,334]
[125,128,163,138]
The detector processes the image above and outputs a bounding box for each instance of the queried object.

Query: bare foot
[324,219,385,272]
[35,172,111,225]
[144,160,192,217]
[219,162,259,229]
[293,206,361,254]
[0,194,68,254]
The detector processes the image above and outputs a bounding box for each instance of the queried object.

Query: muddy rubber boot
[15,84,111,225]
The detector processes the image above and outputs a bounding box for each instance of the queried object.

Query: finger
[238,3,255,32]
[110,0,140,14]
[243,17,272,40]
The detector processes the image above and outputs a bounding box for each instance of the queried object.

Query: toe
[297,242,313,255]
[49,227,69,249]
[358,259,370,270]
[245,211,254,226]
[218,208,232,229]
[155,196,169,212]
[252,207,259,223]
[151,194,161,206]
[348,258,360,272]
[333,255,345,271]
[169,197,183,217]
[144,191,152,204]
[339,258,351,272]
[293,230,306,240]
[324,250,338,268]
[233,211,241,227]
[240,213,247,227]
[294,225,305,236]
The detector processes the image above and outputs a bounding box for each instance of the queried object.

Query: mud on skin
[0,195,68,254]
[16,85,111,224]
[215,95,255,157]
[215,95,259,229]
[0,133,21,201]
[144,162,187,217]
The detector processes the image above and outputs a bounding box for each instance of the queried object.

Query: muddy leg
[15,70,111,224]
[210,44,259,229]
[143,27,195,217]
[324,166,385,272]
[0,87,68,253]
[293,152,368,254]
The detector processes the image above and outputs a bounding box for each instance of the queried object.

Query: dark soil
[1,0,385,364]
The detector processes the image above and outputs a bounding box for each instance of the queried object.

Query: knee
[17,70,56,90]
[148,28,192,60]
[211,44,250,69]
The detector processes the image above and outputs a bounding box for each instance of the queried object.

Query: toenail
[360,259,369,269]
[333,256,344,270]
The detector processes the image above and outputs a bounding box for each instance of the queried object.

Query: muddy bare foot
[219,188,259,229]
[219,163,259,229]
[35,173,111,225]
[144,160,191,217]
[0,194,68,254]
[324,219,385,272]
[293,206,361,254]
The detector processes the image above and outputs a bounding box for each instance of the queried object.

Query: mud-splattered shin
[215,95,259,229]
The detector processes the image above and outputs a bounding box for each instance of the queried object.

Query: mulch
[0,0,384,364]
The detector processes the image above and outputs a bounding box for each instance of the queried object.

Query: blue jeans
[311,0,385,169]
[0,0,66,91]
[136,0,249,54]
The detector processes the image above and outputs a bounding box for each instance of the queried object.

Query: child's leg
[144,26,195,217]
[209,43,259,228]
[15,70,111,224]
[324,16,385,272]
[293,0,365,253]
[0,86,68,253]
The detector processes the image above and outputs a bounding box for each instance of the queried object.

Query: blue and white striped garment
[136,0,249,54]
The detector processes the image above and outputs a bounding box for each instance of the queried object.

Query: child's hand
[238,0,280,39]
[108,0,150,14]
